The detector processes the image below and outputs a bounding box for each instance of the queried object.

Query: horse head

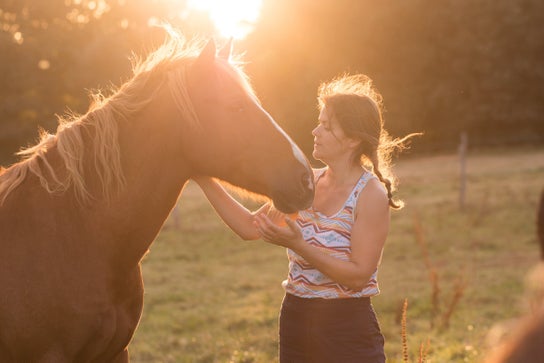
[182,39,314,213]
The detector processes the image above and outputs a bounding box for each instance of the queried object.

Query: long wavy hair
[318,73,419,209]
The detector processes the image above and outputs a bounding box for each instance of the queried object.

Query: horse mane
[0,26,254,206]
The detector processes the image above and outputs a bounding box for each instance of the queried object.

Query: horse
[539,188,544,260]
[0,29,314,362]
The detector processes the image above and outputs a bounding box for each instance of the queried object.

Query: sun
[184,0,262,39]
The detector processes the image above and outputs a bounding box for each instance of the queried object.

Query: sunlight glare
[185,0,262,39]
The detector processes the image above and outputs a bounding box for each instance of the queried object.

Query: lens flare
[185,0,262,39]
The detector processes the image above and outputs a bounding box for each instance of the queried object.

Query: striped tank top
[283,168,380,299]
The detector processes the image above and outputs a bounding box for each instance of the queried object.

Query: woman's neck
[323,160,363,187]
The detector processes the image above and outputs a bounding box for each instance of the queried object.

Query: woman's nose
[312,125,319,136]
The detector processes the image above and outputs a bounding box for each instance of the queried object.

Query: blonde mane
[0,27,253,206]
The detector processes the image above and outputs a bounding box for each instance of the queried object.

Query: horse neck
[101,93,190,268]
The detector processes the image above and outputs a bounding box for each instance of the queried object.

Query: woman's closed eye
[318,121,331,131]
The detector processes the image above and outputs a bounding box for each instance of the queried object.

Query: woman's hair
[318,73,417,209]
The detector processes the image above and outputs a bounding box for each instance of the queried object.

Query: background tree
[1,0,543,165]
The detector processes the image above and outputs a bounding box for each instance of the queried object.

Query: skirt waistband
[283,293,370,308]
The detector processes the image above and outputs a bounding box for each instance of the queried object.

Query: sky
[183,0,263,39]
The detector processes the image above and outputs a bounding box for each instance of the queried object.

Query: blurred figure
[539,189,544,260]
[484,288,544,363]
[484,189,544,363]
[194,74,417,363]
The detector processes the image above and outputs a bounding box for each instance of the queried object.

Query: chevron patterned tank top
[283,168,380,299]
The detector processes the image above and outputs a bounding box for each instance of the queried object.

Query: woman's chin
[312,151,325,163]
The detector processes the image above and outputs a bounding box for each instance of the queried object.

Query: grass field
[129,147,544,363]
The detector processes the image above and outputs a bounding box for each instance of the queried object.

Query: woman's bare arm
[193,176,288,240]
[255,178,389,290]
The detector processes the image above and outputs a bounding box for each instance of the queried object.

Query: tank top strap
[345,170,376,211]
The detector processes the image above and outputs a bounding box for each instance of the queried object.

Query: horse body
[0,31,314,362]
[0,153,146,362]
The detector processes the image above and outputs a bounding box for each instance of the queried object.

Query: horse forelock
[0,26,212,205]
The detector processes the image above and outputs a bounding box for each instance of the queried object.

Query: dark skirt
[279,293,386,363]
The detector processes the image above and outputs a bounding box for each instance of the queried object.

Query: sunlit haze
[184,0,262,39]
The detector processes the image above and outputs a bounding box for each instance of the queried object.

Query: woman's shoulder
[357,175,388,207]
[353,177,389,222]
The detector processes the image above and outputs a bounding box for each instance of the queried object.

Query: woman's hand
[254,214,304,249]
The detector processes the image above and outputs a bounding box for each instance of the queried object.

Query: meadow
[129,147,544,363]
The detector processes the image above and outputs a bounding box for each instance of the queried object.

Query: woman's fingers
[254,216,275,238]
[253,214,304,249]
[285,218,300,234]
[256,214,275,232]
[254,214,285,243]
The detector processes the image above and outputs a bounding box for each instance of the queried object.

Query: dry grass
[129,146,544,362]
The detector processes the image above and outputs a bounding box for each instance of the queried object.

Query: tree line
[1,0,543,164]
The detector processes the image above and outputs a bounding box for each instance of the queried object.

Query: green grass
[129,147,544,363]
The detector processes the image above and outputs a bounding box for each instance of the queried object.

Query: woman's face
[312,106,357,163]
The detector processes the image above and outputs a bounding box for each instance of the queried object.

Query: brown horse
[0,29,314,362]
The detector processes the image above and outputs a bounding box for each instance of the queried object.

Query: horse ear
[197,38,216,65]
[218,38,233,60]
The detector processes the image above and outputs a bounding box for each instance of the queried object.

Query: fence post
[458,132,468,211]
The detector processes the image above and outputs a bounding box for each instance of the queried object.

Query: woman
[194,74,415,362]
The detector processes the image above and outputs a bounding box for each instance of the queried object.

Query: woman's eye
[320,123,331,131]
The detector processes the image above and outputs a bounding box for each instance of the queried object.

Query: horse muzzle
[271,170,314,214]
